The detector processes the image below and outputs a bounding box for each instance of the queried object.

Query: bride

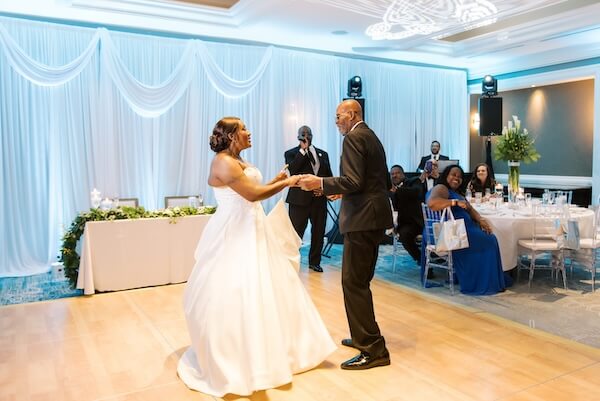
[177,117,336,397]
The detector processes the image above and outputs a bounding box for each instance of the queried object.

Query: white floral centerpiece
[494,115,540,198]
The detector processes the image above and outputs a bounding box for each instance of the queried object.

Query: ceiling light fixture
[365,0,498,40]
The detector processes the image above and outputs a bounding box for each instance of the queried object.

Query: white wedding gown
[177,166,336,397]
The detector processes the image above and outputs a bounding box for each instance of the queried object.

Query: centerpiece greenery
[60,205,216,288]
[493,115,540,198]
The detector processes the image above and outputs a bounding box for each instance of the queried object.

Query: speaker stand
[485,135,495,177]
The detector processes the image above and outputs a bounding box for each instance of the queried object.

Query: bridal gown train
[177,166,336,397]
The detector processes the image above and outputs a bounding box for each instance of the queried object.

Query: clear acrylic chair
[517,204,566,289]
[569,205,600,291]
[421,203,455,294]
[549,190,573,205]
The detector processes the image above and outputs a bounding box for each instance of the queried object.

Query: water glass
[525,193,532,206]
[198,194,204,206]
[475,192,483,204]
[484,188,491,201]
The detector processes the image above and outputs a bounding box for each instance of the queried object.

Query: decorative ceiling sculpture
[366,0,498,40]
[307,0,562,41]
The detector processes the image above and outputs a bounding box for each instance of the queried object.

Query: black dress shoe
[341,338,357,348]
[309,265,323,272]
[341,351,390,370]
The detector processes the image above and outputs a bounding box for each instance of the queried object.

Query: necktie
[307,151,318,174]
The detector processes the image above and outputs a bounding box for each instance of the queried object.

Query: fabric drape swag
[0,16,467,276]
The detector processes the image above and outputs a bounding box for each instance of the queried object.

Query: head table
[473,202,594,271]
[76,215,211,295]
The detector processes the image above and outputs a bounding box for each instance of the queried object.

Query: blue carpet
[0,268,82,306]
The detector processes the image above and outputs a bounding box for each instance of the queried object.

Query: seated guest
[468,163,496,195]
[423,164,506,295]
[389,165,424,263]
[416,159,440,197]
[417,140,449,171]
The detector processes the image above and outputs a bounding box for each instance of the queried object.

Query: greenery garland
[60,205,216,287]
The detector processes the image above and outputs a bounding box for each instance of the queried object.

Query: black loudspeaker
[343,97,365,117]
[478,97,502,136]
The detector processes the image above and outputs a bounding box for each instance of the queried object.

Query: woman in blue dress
[423,164,506,295]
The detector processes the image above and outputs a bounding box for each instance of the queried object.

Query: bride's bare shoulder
[209,153,243,186]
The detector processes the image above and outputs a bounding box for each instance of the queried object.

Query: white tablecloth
[76,215,211,295]
[474,204,594,271]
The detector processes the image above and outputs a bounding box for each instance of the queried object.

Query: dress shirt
[427,177,435,191]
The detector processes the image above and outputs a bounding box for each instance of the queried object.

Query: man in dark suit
[389,165,424,263]
[299,99,392,371]
[284,125,333,273]
[415,158,440,198]
[417,140,449,171]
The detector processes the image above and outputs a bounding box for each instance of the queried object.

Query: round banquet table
[472,202,594,271]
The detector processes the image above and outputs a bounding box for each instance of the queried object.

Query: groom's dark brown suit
[322,121,393,361]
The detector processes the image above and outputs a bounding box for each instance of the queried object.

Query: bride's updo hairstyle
[210,117,241,153]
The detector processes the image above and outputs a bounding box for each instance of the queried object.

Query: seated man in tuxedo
[285,125,333,272]
[417,140,449,171]
[415,159,440,199]
[389,165,424,263]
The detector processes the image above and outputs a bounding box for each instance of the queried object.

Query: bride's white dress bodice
[212,166,263,211]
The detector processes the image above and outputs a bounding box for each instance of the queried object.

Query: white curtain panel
[0,16,467,277]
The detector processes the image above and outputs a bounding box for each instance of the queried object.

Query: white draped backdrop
[0,16,468,277]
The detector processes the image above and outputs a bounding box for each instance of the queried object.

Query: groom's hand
[298,174,322,191]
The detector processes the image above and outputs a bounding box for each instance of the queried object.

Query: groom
[298,99,392,370]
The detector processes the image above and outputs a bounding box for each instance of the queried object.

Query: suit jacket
[322,122,393,234]
[417,154,449,171]
[415,177,438,201]
[390,178,424,229]
[285,145,333,206]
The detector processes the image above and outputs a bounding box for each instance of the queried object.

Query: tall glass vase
[507,160,520,202]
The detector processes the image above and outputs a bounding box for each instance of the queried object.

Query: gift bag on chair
[435,207,469,253]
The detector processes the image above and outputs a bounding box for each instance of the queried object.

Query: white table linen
[473,203,594,271]
[77,215,211,295]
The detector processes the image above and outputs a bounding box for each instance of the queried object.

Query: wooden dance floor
[2,268,600,401]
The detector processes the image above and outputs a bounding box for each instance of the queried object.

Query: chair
[164,195,199,209]
[516,204,566,289]
[569,205,600,291]
[547,190,573,205]
[117,198,139,208]
[421,203,455,294]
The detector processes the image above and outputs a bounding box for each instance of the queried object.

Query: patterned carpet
[316,242,600,349]
[1,242,599,349]
[0,265,82,306]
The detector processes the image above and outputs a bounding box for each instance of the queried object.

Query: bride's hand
[273,164,289,182]
[286,175,301,187]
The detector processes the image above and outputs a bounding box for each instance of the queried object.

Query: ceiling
[3,0,600,79]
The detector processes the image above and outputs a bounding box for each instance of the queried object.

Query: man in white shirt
[418,159,440,193]
[417,140,449,171]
